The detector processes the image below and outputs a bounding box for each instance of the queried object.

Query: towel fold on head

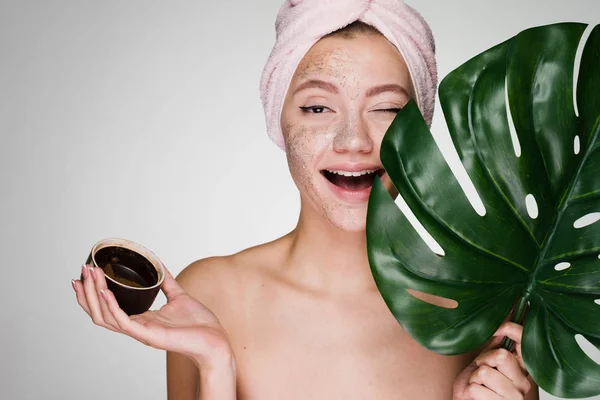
[260,0,437,150]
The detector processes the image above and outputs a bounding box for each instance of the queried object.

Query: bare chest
[235,338,466,399]
[222,292,472,400]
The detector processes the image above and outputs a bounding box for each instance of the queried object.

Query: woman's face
[281,32,415,232]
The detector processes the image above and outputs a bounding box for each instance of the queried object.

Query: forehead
[292,34,411,84]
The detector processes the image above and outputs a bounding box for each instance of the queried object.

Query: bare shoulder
[174,234,292,312]
[176,254,238,297]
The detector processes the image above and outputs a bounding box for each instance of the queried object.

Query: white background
[1,1,599,399]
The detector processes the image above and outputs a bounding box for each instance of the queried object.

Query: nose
[332,116,374,154]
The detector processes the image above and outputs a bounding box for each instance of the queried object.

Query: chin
[326,206,368,233]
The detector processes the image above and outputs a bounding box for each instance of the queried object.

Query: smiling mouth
[321,169,385,191]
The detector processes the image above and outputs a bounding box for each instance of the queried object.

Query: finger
[475,349,531,394]
[82,264,113,330]
[493,322,525,368]
[160,265,185,301]
[479,324,521,361]
[493,322,523,344]
[72,278,91,315]
[93,268,120,332]
[479,322,519,352]
[463,383,502,400]
[469,365,523,399]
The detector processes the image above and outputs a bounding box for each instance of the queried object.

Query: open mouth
[320,168,385,191]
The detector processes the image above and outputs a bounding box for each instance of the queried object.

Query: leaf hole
[575,334,600,364]
[394,194,445,256]
[424,125,487,217]
[573,24,594,118]
[406,289,458,309]
[505,76,522,157]
[573,212,600,229]
[574,135,581,155]
[525,194,538,219]
[554,262,571,271]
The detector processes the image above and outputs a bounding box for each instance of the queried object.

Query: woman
[73,0,537,398]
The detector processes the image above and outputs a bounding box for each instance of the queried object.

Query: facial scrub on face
[260,0,438,151]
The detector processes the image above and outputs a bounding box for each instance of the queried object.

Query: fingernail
[89,267,96,281]
[71,279,77,292]
[81,264,88,279]
[100,289,107,301]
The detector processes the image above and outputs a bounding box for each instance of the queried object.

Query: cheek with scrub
[283,123,325,195]
[283,122,346,220]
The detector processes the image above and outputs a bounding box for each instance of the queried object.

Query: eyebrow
[293,79,339,95]
[366,84,410,98]
[293,80,410,98]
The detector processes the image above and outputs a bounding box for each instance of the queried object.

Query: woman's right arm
[73,262,236,400]
[167,351,200,399]
[167,350,237,400]
[166,259,237,400]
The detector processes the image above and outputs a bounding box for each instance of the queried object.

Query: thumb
[160,265,186,301]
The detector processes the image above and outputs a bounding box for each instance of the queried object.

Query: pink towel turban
[260,0,438,150]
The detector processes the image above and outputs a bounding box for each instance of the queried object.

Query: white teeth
[326,169,378,177]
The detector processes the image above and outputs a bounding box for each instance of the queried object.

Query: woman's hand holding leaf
[453,322,534,400]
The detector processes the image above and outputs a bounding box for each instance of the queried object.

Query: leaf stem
[500,296,528,351]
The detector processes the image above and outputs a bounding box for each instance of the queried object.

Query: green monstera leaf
[367,23,600,398]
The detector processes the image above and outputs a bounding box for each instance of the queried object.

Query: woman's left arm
[525,377,539,400]
[452,322,539,400]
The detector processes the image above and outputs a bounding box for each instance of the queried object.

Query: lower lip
[323,175,374,204]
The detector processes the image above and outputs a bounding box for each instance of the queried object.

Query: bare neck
[281,204,377,295]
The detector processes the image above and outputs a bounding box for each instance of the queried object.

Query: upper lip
[321,163,384,173]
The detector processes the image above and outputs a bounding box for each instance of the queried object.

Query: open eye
[300,106,330,114]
